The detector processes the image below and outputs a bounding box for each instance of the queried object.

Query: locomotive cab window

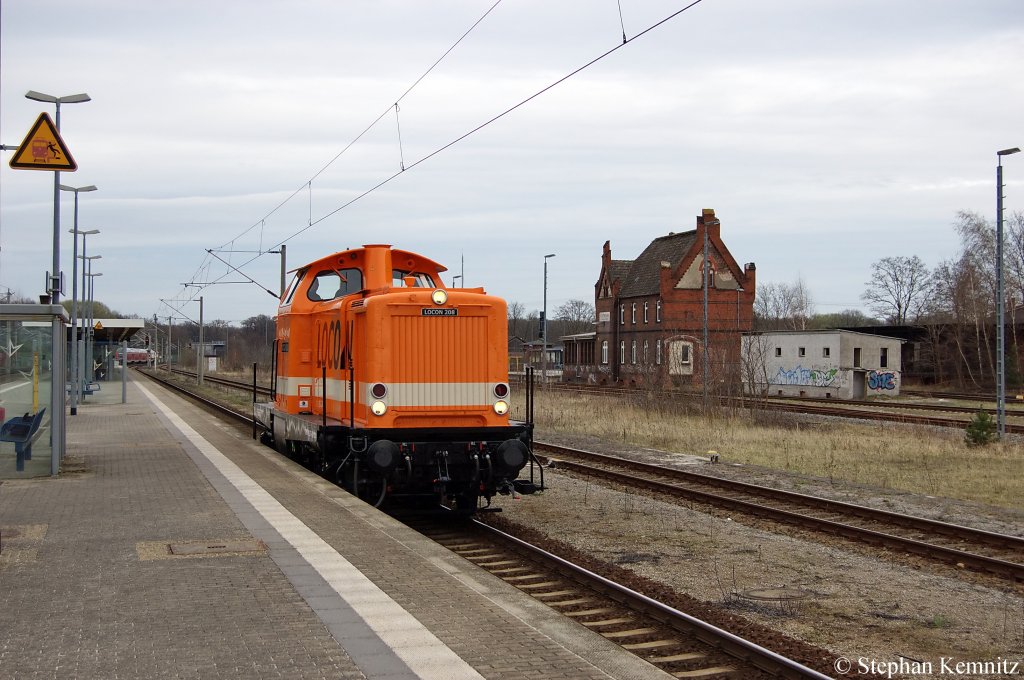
[307,268,363,301]
[283,271,305,305]
[392,270,434,288]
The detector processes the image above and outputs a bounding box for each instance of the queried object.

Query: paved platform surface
[0,375,670,679]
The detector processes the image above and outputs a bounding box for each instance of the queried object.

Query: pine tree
[964,409,996,446]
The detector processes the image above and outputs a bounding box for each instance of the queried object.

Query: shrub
[964,410,996,447]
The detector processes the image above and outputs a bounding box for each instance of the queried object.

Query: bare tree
[860,255,930,323]
[809,309,879,329]
[554,299,595,335]
[740,332,773,401]
[753,279,814,331]
[506,301,530,348]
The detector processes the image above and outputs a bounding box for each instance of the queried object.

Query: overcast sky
[1,0,1021,326]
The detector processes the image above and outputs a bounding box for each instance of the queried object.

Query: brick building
[563,209,755,386]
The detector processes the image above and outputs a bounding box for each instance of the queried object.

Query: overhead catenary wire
[209,0,505,254]
[173,0,706,313]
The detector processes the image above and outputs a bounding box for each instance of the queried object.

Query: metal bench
[1,408,46,472]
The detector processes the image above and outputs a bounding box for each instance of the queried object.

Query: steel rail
[470,519,834,680]
[515,378,1024,432]
[167,368,1024,432]
[536,442,1024,582]
[137,369,255,426]
[140,368,831,678]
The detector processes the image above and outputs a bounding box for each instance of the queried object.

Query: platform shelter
[0,304,68,478]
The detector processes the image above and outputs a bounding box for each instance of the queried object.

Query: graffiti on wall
[867,370,898,391]
[773,365,841,388]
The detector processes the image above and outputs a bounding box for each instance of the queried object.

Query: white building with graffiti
[741,330,904,399]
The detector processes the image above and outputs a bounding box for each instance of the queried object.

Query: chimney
[699,208,720,240]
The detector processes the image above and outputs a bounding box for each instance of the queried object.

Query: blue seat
[1,408,46,472]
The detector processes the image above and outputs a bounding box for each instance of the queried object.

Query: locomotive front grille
[391,314,488,382]
[387,313,491,409]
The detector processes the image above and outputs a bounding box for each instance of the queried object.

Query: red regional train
[254,244,541,512]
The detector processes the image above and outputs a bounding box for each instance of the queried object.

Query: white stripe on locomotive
[276,376,500,408]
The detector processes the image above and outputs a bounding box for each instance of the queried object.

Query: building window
[798,347,806,357]
[775,347,782,357]
[643,340,649,364]
[656,299,662,323]
[854,347,862,367]
[880,347,888,368]
[631,303,636,324]
[643,301,649,323]
[656,340,662,365]
[823,347,830,358]
[631,340,637,364]
[619,305,624,325]
[703,261,716,288]
[619,341,625,364]
[668,341,694,375]
[601,340,609,364]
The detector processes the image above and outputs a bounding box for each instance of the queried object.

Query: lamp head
[25,91,91,104]
[60,184,97,193]
[998,148,1021,157]
[25,90,57,103]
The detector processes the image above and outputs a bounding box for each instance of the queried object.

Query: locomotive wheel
[345,461,388,507]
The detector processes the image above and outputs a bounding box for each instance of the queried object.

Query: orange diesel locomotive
[254,244,539,512]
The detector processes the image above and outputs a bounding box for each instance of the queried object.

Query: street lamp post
[84,267,102,388]
[78,244,100,399]
[25,90,91,304]
[198,295,204,385]
[996,147,1020,439]
[61,184,97,415]
[543,253,556,384]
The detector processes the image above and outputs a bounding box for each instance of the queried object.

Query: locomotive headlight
[493,383,510,399]
[493,400,509,415]
[371,400,388,416]
[431,289,448,305]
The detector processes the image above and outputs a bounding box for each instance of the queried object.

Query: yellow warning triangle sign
[9,112,77,171]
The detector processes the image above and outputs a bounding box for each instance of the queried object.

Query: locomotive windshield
[307,268,364,301]
[282,270,306,305]
[391,270,434,288]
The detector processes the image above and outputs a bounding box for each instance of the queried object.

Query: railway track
[534,441,1024,583]
[136,369,835,678]
[160,366,1024,434]
[142,365,1024,577]
[411,516,834,679]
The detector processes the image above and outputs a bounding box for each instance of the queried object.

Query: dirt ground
[489,430,1024,677]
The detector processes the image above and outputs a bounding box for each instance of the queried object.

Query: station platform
[0,375,670,679]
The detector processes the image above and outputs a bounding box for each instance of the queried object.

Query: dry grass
[513,389,1024,510]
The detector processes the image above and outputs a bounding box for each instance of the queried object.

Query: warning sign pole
[20,90,90,476]
[19,92,90,307]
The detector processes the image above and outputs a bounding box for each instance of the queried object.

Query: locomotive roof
[296,244,448,275]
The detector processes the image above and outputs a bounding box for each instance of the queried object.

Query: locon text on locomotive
[833,656,1021,677]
